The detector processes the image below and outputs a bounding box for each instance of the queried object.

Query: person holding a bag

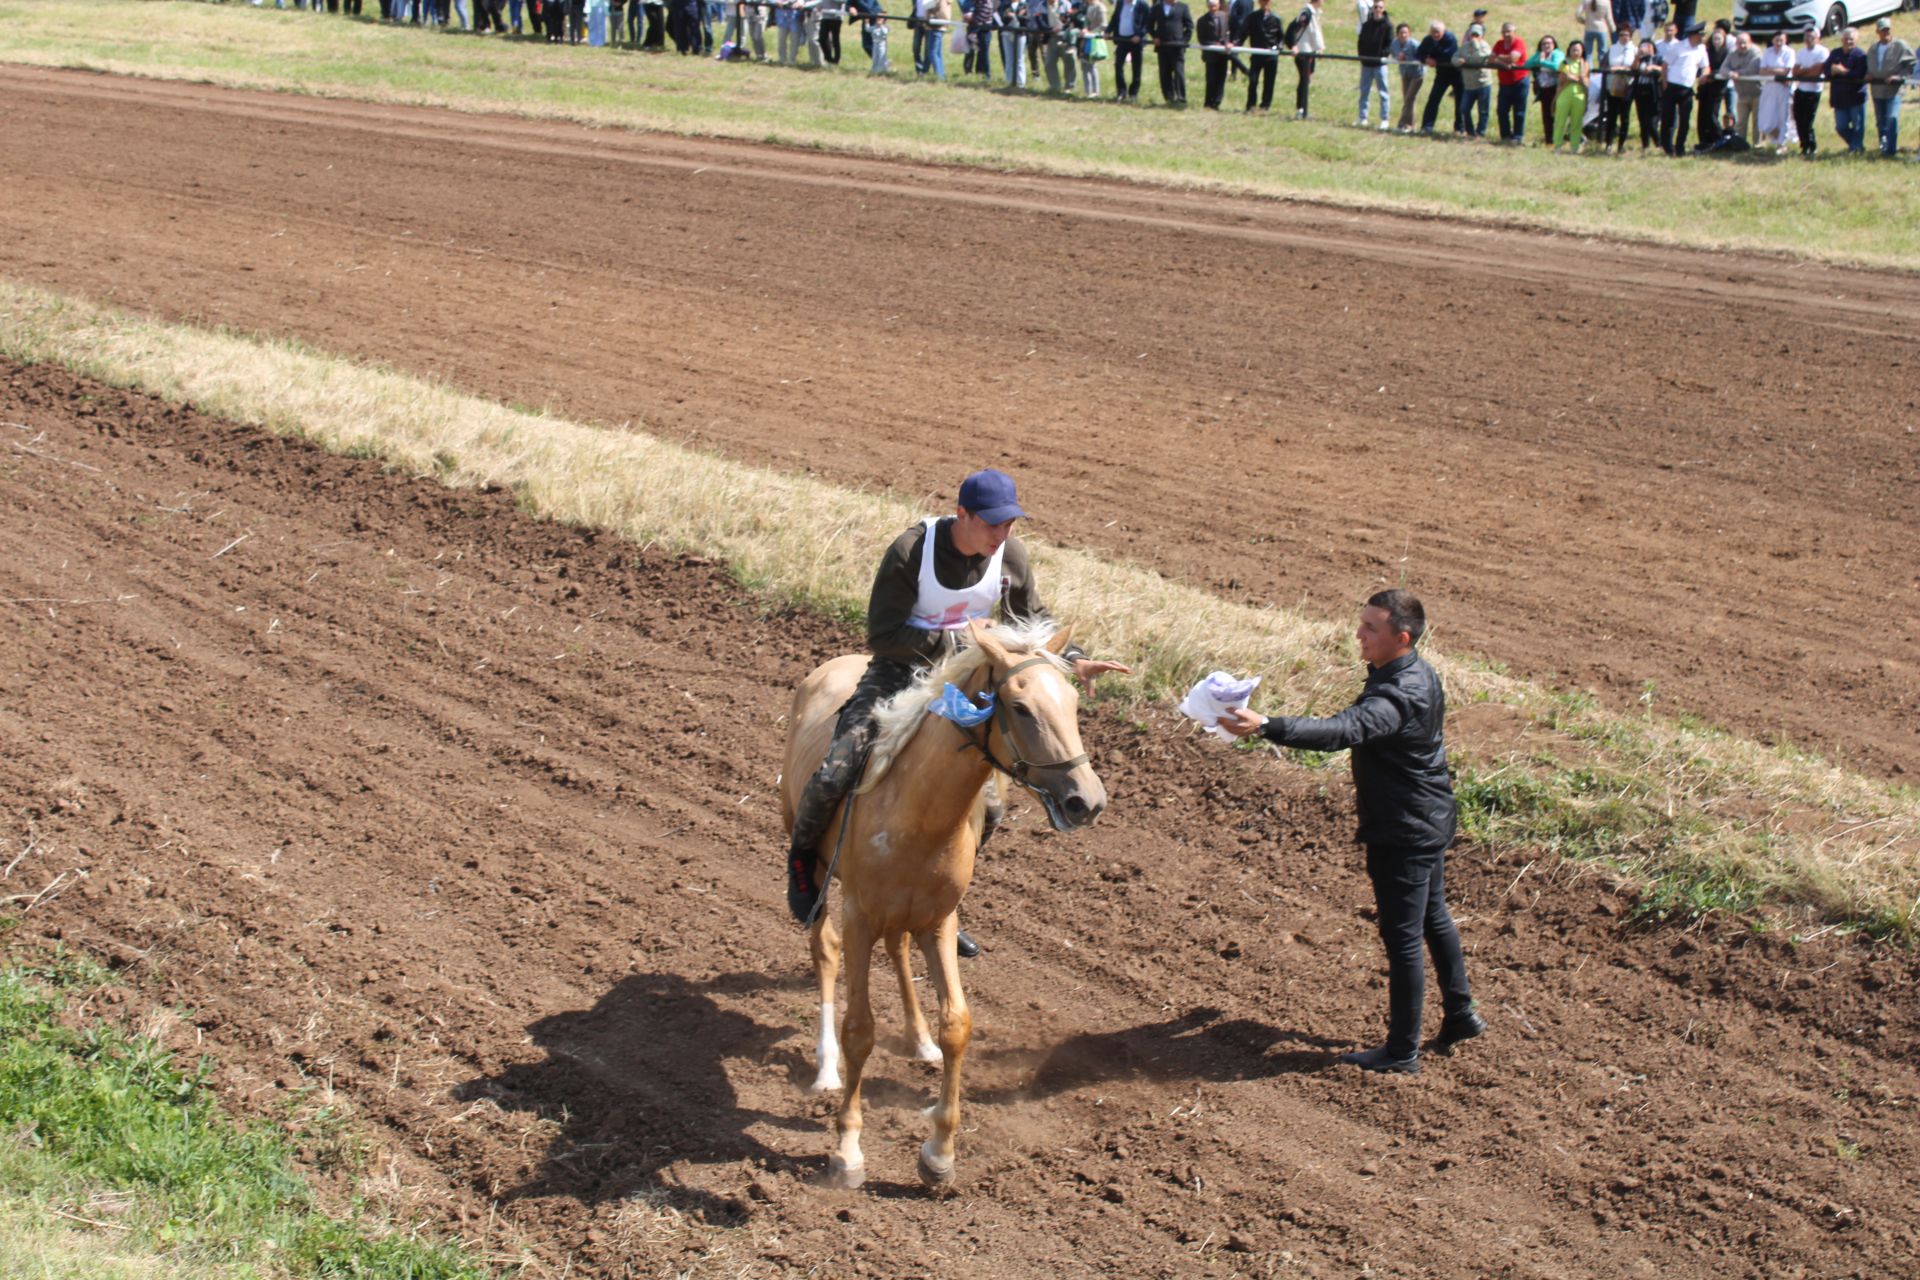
[1525,33,1562,144]
[1602,25,1636,150]
[1081,0,1109,96]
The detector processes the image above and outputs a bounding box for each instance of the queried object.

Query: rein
[952,655,1089,793]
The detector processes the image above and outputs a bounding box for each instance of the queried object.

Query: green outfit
[1553,59,1588,146]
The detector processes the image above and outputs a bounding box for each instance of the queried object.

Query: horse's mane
[856,620,1069,794]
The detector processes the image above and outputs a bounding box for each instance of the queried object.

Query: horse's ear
[1044,624,1074,656]
[967,618,1009,664]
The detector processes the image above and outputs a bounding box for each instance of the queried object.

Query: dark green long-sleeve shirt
[865,518,1084,667]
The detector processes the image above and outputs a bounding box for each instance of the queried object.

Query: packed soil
[1,66,1917,779]
[5,357,1919,1279]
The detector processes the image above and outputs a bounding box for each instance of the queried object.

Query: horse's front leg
[827,913,877,1190]
[914,912,972,1190]
[886,927,940,1062]
[808,907,844,1092]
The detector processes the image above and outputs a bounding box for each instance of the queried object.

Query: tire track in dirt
[1,65,1916,778]
[4,360,1917,1277]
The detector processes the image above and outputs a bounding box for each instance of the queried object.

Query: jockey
[785,468,1129,954]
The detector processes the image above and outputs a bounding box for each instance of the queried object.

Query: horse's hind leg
[914,914,972,1190]
[886,927,940,1062]
[826,913,877,1190]
[809,908,843,1093]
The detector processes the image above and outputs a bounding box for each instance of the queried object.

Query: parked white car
[1733,0,1909,37]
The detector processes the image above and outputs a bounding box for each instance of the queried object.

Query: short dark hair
[1366,588,1426,644]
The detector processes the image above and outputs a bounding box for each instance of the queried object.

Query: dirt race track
[2,65,1920,1278]
[2,66,1917,777]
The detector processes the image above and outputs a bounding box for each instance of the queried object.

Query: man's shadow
[453,969,818,1224]
[975,1005,1346,1105]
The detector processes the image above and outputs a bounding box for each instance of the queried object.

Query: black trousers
[1421,65,1460,130]
[1244,52,1276,109]
[1366,844,1473,1059]
[1792,88,1820,153]
[643,1,665,46]
[1695,79,1725,148]
[1201,52,1227,109]
[1602,90,1631,148]
[668,3,695,50]
[1114,38,1143,97]
[1658,82,1693,155]
[1633,86,1658,147]
[830,661,917,753]
[1144,45,1175,104]
[1293,53,1314,114]
[1156,47,1186,105]
[819,16,841,61]
[971,25,993,77]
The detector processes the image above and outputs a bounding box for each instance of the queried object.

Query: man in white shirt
[1657,18,1709,154]
[1791,27,1827,156]
[1110,0,1149,99]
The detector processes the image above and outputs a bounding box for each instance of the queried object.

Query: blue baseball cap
[958,469,1026,524]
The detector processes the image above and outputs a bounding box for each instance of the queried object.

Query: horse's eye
[1013,703,1036,720]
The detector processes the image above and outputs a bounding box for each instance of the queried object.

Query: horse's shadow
[454,976,1343,1219]
[452,969,818,1223]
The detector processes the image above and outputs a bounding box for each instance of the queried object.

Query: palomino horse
[779,618,1107,1190]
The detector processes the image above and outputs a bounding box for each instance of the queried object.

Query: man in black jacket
[1197,0,1233,107]
[1356,1,1394,127]
[1108,0,1149,99]
[1149,0,1194,105]
[1218,589,1484,1074]
[1226,0,1256,76]
[1416,18,1461,131]
[1240,0,1285,110]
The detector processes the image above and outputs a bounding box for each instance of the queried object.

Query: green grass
[0,950,490,1279]
[1,0,1916,266]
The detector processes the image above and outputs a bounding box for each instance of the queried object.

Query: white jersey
[905,518,1006,631]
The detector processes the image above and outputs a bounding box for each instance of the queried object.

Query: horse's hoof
[917,1141,955,1190]
[910,1039,942,1064]
[809,1072,843,1094]
[824,1157,865,1190]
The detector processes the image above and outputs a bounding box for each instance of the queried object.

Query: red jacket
[1492,35,1528,85]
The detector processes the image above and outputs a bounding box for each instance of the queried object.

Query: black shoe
[954,929,981,959]
[787,853,822,925]
[1431,1009,1487,1054]
[1338,1045,1420,1074]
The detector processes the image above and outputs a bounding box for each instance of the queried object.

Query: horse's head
[966,619,1108,833]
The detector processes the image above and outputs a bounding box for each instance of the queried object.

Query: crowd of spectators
[262,0,1919,158]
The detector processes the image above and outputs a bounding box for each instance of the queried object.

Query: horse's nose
[1063,792,1104,825]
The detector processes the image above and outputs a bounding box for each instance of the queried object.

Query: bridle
[951,654,1089,795]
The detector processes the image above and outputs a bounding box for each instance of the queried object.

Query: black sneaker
[1431,1009,1487,1053]
[787,854,822,924]
[1338,1045,1420,1074]
[955,929,981,959]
